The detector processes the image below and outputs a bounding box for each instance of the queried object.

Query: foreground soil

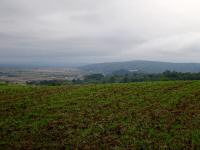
[0,81,200,149]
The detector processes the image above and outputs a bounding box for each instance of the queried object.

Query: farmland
[0,67,84,84]
[1,81,200,149]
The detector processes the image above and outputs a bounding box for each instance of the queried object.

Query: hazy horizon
[2,60,200,68]
[1,0,200,65]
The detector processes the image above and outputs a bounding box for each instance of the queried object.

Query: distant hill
[80,60,200,74]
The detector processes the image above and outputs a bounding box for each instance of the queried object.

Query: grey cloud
[1,0,200,65]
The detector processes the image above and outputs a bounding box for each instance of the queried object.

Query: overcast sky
[1,0,200,65]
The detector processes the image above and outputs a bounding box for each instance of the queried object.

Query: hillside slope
[80,60,200,74]
[1,81,200,149]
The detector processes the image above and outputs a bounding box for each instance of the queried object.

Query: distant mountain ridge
[80,60,200,74]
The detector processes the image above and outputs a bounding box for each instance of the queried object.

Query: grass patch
[0,81,200,149]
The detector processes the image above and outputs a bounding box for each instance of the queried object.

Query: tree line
[76,70,200,84]
[26,70,200,85]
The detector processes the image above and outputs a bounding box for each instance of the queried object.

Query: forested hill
[80,60,200,74]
